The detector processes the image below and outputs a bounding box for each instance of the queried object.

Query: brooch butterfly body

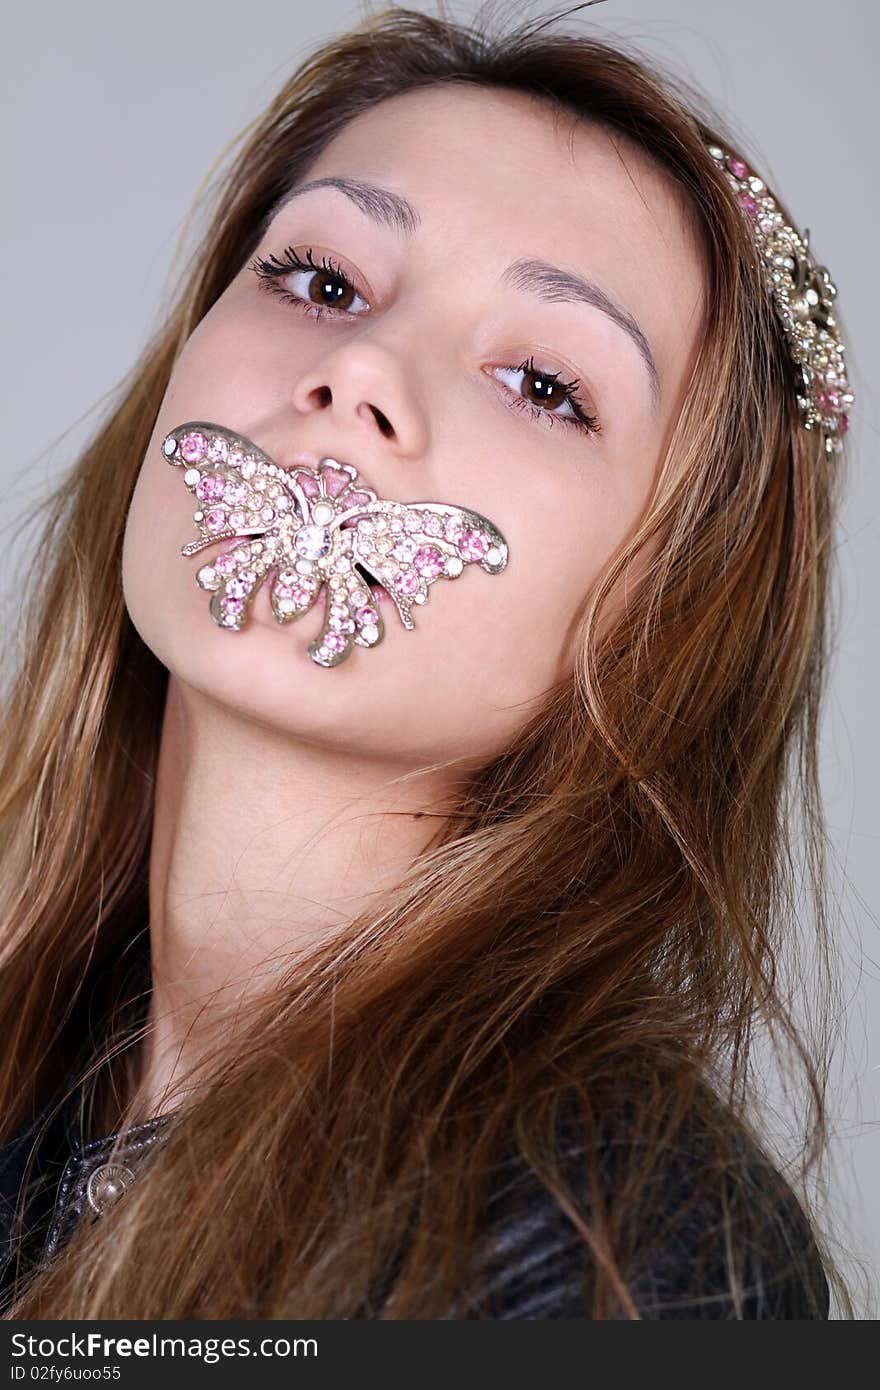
[162,422,509,668]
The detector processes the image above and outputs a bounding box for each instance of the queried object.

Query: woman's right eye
[250,246,370,321]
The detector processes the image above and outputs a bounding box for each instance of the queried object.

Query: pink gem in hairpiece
[707,143,854,454]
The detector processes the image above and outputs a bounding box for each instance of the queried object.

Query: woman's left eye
[250,245,601,438]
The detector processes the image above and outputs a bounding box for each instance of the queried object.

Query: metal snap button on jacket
[85,1162,137,1215]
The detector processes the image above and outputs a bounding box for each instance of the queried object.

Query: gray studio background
[3,0,877,1316]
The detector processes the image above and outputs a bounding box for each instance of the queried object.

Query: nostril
[363,404,394,438]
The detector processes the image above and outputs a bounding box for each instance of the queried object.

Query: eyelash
[249,245,602,438]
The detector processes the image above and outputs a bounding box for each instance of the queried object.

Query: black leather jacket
[0,1078,831,1319]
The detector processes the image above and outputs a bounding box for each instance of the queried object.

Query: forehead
[288,83,708,422]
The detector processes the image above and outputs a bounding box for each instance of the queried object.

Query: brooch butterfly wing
[162,421,509,668]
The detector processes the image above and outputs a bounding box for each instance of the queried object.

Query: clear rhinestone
[294,524,331,561]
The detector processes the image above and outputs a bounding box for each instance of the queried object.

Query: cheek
[154,298,281,432]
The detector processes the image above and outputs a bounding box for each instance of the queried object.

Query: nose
[289,340,428,468]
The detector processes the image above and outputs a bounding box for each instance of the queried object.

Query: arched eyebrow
[267,176,661,413]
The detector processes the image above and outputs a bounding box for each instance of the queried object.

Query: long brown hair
[0,1,857,1316]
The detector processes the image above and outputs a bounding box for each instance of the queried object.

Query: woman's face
[123,84,706,766]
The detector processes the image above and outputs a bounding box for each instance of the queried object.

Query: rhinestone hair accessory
[708,144,853,454]
[162,422,509,669]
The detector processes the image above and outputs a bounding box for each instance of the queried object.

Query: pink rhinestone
[395,570,419,595]
[295,472,321,497]
[825,388,841,410]
[457,530,489,562]
[838,413,849,435]
[413,545,445,578]
[206,435,229,463]
[325,631,347,652]
[292,586,313,606]
[237,568,257,585]
[346,491,372,507]
[214,553,237,576]
[355,604,379,626]
[274,583,294,600]
[321,468,350,497]
[738,191,759,218]
[180,432,208,463]
[726,156,749,180]
[228,448,245,469]
[277,568,297,585]
[220,596,243,614]
[205,508,227,532]
[195,473,227,503]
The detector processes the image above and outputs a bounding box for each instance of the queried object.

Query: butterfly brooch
[162,422,510,668]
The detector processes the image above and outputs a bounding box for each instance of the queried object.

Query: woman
[0,3,855,1317]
